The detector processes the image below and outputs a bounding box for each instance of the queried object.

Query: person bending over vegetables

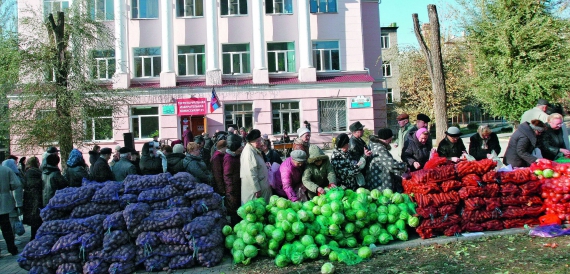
[504,119,546,167]
[469,125,501,161]
[302,145,336,199]
[272,150,307,202]
[436,126,466,163]
[402,128,432,171]
[183,142,214,185]
[366,128,407,192]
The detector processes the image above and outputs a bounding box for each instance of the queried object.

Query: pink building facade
[16,0,386,156]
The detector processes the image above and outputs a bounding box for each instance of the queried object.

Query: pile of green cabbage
[224,187,419,267]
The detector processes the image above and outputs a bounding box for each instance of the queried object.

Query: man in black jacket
[348,121,372,175]
[91,148,115,182]
[436,126,466,162]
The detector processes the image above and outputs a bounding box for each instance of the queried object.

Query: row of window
[90,41,340,79]
[82,100,347,141]
[44,0,338,20]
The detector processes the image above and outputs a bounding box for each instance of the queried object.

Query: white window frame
[309,0,337,13]
[382,61,392,77]
[132,0,159,19]
[318,99,347,133]
[92,0,114,21]
[92,50,115,80]
[222,44,250,75]
[267,42,295,73]
[85,108,114,142]
[130,106,160,140]
[266,0,293,14]
[176,0,203,17]
[221,0,248,16]
[133,47,161,78]
[224,103,254,130]
[312,41,340,71]
[177,45,205,76]
[386,88,393,104]
[272,101,300,134]
[44,0,69,15]
[381,34,390,49]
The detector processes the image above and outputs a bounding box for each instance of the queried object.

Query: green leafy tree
[11,1,128,165]
[458,0,570,122]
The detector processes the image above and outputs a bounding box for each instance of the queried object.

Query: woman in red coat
[210,140,227,196]
[223,134,243,225]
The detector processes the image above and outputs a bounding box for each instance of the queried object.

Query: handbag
[13,217,25,236]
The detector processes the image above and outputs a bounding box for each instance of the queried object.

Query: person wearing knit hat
[293,127,311,156]
[166,144,186,175]
[330,133,367,190]
[302,145,337,199]
[395,113,413,161]
[402,127,432,171]
[241,128,272,204]
[210,140,228,197]
[436,126,466,162]
[226,134,243,152]
[348,121,372,175]
[272,150,308,202]
[367,129,407,192]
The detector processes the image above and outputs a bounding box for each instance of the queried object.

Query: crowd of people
[0,99,567,255]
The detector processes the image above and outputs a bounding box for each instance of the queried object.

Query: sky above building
[380,0,456,48]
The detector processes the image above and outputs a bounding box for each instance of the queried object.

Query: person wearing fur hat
[366,129,407,192]
[293,127,311,156]
[436,126,467,162]
[211,140,228,196]
[166,144,186,175]
[402,128,432,171]
[262,139,283,166]
[240,129,273,204]
[112,147,138,182]
[302,145,337,199]
[330,133,367,190]
[91,148,115,182]
[224,134,243,225]
[42,154,69,206]
[183,142,213,185]
[272,150,308,202]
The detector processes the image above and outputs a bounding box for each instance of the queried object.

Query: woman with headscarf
[330,133,366,190]
[272,150,308,202]
[504,119,547,167]
[402,127,432,171]
[469,125,501,160]
[64,149,89,187]
[366,129,407,192]
[23,157,42,240]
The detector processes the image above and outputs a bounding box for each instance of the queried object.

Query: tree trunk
[413,4,448,142]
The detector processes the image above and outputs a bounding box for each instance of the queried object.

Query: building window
[176,0,203,17]
[382,61,392,77]
[266,0,293,14]
[386,88,393,104]
[318,99,347,132]
[178,45,205,76]
[131,106,159,139]
[132,0,159,19]
[91,0,114,21]
[44,0,69,15]
[381,34,390,49]
[221,0,247,16]
[222,44,250,74]
[272,102,300,134]
[225,103,253,130]
[267,42,295,73]
[91,50,116,80]
[134,47,161,78]
[312,41,340,71]
[309,0,337,13]
[85,108,113,141]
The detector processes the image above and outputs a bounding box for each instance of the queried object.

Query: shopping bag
[13,217,25,236]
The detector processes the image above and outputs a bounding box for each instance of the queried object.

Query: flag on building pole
[210,88,221,113]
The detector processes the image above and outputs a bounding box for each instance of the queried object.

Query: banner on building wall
[176,98,207,116]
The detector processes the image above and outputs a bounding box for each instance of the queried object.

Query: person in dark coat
[41,154,68,207]
[281,130,291,143]
[330,133,365,190]
[211,140,227,196]
[262,139,283,165]
[406,114,433,152]
[366,129,407,192]
[41,146,59,171]
[504,119,546,168]
[302,145,336,199]
[18,157,26,175]
[469,125,501,160]
[91,148,115,182]
[348,121,372,161]
[193,135,211,171]
[130,151,142,175]
[402,128,432,171]
[436,127,466,162]
[183,142,213,185]
[166,144,186,175]
[538,113,570,160]
[223,134,243,225]
[88,145,100,173]
[23,157,42,241]
[112,147,138,182]
[64,149,89,187]
[203,133,214,166]
[140,142,163,175]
